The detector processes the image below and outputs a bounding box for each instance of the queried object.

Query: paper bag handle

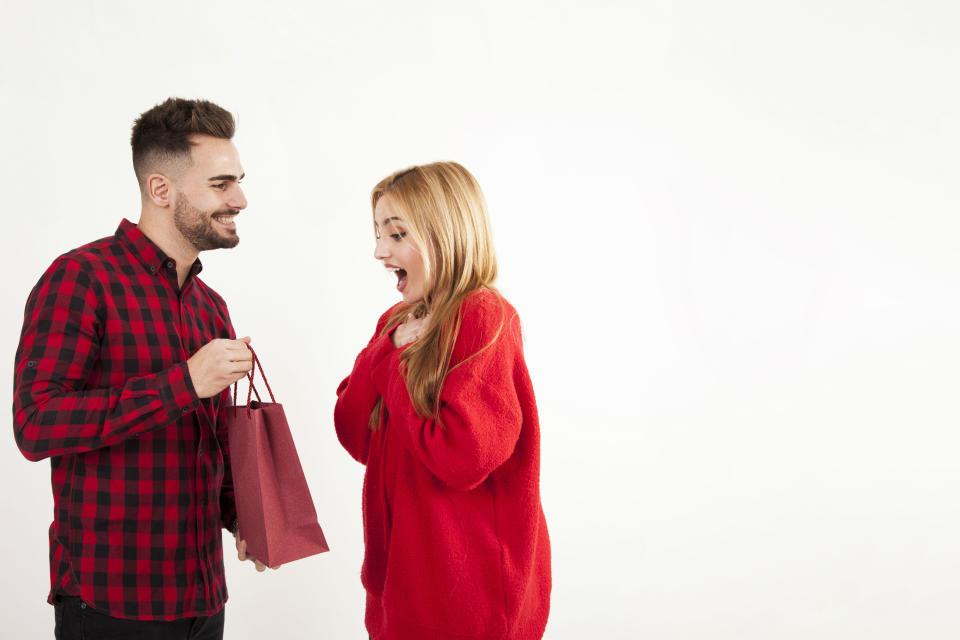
[232,345,277,413]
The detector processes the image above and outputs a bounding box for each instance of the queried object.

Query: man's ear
[146,173,173,207]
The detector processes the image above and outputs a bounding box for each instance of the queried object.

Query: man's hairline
[135,134,235,189]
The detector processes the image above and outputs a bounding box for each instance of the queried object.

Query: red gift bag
[224,347,329,568]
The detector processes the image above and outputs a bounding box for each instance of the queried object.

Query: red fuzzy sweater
[335,290,551,640]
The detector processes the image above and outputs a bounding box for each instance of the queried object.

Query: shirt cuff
[159,361,201,419]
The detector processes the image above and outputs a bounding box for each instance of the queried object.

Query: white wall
[1,1,958,638]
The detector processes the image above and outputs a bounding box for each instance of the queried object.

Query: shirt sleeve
[217,385,238,533]
[334,308,401,464]
[214,313,238,532]
[12,256,201,462]
[370,298,525,491]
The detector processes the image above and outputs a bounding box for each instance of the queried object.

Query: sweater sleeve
[334,308,400,464]
[370,295,524,491]
[13,256,200,462]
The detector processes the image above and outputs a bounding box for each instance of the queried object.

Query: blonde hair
[369,161,500,428]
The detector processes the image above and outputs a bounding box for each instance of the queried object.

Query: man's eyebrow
[208,173,245,182]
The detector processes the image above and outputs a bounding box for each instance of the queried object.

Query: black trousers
[54,596,224,640]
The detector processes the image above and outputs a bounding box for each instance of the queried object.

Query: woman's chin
[400,287,425,304]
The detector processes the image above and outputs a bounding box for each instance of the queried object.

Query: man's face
[172,135,247,251]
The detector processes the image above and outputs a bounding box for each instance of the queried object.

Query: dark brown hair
[130,98,235,187]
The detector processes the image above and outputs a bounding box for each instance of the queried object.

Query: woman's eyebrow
[377,216,403,229]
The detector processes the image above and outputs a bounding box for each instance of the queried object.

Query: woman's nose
[374,236,389,260]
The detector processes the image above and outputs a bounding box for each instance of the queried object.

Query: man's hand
[187,337,253,398]
[236,535,276,572]
[392,314,430,348]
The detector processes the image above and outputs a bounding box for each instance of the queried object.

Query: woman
[334,162,551,639]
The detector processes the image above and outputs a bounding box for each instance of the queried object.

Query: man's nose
[229,184,247,210]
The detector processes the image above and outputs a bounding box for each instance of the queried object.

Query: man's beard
[173,194,240,251]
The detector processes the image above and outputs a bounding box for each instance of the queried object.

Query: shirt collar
[116,218,204,278]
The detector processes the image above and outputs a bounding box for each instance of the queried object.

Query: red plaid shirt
[13,219,237,620]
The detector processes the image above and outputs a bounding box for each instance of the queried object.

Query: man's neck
[137,213,198,288]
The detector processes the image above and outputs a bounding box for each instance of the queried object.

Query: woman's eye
[390,232,407,241]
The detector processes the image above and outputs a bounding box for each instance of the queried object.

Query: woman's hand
[392,313,430,348]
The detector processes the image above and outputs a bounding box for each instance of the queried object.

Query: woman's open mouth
[394,268,408,292]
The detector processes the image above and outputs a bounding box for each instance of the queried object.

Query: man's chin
[192,232,239,251]
[216,233,240,249]
[212,224,240,247]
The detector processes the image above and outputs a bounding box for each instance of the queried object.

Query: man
[13,98,264,639]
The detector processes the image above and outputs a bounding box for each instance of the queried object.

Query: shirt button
[150,265,157,273]
[26,361,36,368]
[166,260,175,269]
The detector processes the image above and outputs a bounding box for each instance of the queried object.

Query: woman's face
[373,196,428,304]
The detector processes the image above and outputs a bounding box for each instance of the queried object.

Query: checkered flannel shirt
[13,219,238,620]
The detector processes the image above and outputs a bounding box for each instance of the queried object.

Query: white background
[1,1,958,638]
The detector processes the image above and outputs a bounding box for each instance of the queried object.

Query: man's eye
[212,183,226,190]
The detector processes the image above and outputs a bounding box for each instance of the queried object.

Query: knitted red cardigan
[335,290,551,640]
